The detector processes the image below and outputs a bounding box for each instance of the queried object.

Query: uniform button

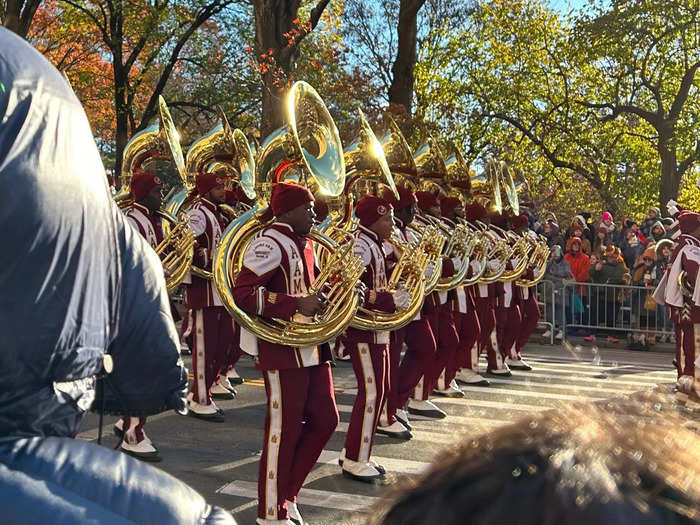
[367,377,373,384]
[268,471,275,479]
[367,405,373,413]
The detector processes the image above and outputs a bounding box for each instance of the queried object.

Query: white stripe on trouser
[694,324,700,375]
[437,369,446,391]
[265,370,283,519]
[379,403,389,428]
[470,342,479,370]
[357,343,376,463]
[195,310,207,402]
[680,329,685,375]
[413,376,424,400]
[491,330,502,368]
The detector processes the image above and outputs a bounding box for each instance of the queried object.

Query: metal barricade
[534,279,555,345]
[561,280,674,346]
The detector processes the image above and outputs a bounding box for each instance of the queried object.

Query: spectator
[640,206,661,238]
[600,211,620,244]
[630,247,659,349]
[620,227,644,271]
[542,221,565,251]
[655,239,674,343]
[592,226,613,258]
[565,237,591,334]
[565,215,591,244]
[585,246,625,343]
[648,221,669,242]
[571,226,592,254]
[544,245,572,340]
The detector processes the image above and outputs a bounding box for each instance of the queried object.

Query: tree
[59,0,236,180]
[1,0,42,37]
[250,0,332,136]
[575,0,700,208]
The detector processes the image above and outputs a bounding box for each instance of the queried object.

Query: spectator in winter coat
[648,221,669,242]
[570,226,592,255]
[592,226,614,258]
[586,246,626,344]
[545,245,573,337]
[640,207,661,238]
[620,228,644,272]
[600,211,619,243]
[565,237,590,293]
[565,215,591,242]
[543,221,566,251]
[631,247,662,348]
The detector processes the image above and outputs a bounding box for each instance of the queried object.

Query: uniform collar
[358,224,382,245]
[132,202,152,216]
[200,198,218,212]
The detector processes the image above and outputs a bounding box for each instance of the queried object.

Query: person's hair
[370,395,699,525]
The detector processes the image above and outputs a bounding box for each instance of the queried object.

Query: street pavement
[76,343,679,525]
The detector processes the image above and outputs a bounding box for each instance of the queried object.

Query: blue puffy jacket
[0,28,234,524]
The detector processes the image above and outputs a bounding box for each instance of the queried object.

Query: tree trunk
[3,0,41,37]
[658,143,681,209]
[114,64,129,185]
[254,0,299,138]
[388,0,426,115]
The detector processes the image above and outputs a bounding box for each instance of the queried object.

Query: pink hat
[602,211,613,222]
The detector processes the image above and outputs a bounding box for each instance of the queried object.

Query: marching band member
[654,210,700,398]
[184,172,237,421]
[495,214,524,371]
[510,213,537,370]
[477,212,512,377]
[114,170,165,461]
[406,191,455,418]
[433,196,466,397]
[454,201,490,386]
[340,195,410,483]
[376,186,427,440]
[232,182,338,525]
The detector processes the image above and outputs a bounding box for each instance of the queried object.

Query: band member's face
[454,206,465,219]
[141,184,163,212]
[396,204,415,226]
[428,204,441,217]
[208,185,227,204]
[371,211,395,240]
[287,201,316,236]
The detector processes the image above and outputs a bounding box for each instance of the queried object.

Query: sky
[547,0,594,14]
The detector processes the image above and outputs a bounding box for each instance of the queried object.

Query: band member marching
[510,213,537,370]
[340,195,410,483]
[232,182,339,525]
[114,170,165,462]
[654,210,700,399]
[184,172,237,421]
[433,196,467,397]
[376,186,428,439]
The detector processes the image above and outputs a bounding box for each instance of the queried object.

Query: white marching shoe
[486,363,512,377]
[187,393,225,422]
[211,378,235,400]
[120,438,162,462]
[455,368,489,386]
[433,380,465,398]
[395,408,411,429]
[376,420,413,440]
[407,398,447,419]
[505,356,533,371]
[226,367,245,385]
[338,448,385,474]
[256,519,295,525]
[341,455,388,484]
[285,500,304,525]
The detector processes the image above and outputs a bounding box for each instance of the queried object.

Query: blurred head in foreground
[370,395,699,525]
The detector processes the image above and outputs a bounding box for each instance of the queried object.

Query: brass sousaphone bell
[116,96,195,292]
[214,81,365,347]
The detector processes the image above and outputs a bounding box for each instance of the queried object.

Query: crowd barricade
[534,279,555,345]
[558,280,674,344]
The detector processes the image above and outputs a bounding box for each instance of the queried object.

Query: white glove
[425,262,435,279]
[667,199,679,216]
[451,256,462,268]
[487,260,500,271]
[392,287,411,310]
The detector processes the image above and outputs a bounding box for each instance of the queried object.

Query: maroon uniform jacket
[232,223,332,370]
[184,198,227,310]
[124,203,164,249]
[411,213,454,315]
[343,225,396,345]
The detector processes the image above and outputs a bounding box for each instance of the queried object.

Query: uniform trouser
[189,306,235,404]
[432,308,460,391]
[381,318,437,425]
[475,297,503,370]
[220,322,242,377]
[677,322,697,379]
[258,363,338,520]
[120,416,147,444]
[344,342,389,464]
[453,309,480,371]
[496,303,521,360]
[517,291,540,354]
